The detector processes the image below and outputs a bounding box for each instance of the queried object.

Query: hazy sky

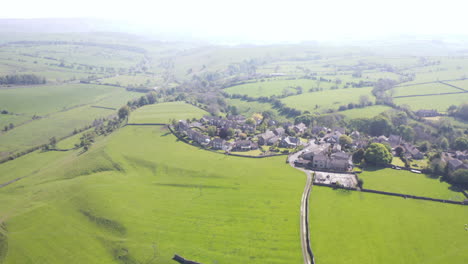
[1,0,467,42]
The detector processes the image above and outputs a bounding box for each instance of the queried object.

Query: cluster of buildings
[175,115,308,153]
[441,151,468,172]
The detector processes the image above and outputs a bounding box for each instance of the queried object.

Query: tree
[245,118,256,126]
[398,125,414,142]
[359,95,370,106]
[364,143,393,165]
[395,146,404,157]
[49,137,57,148]
[418,141,430,152]
[339,135,353,147]
[118,106,130,120]
[8,123,14,130]
[146,92,157,104]
[369,116,392,136]
[452,169,468,185]
[207,126,217,137]
[352,148,365,164]
[439,137,449,150]
[138,96,149,106]
[453,137,468,151]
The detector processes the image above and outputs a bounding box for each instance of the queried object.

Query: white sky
[1,0,468,42]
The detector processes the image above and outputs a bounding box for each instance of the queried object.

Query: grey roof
[448,159,463,168]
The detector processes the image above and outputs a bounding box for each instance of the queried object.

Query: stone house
[279,136,300,148]
[211,138,228,150]
[232,140,258,151]
[257,130,276,145]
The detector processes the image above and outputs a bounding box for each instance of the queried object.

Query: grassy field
[224,78,332,97]
[129,102,208,124]
[338,105,391,119]
[394,93,468,112]
[0,84,130,116]
[392,82,461,97]
[310,186,468,264]
[95,74,161,88]
[358,168,464,201]
[0,87,140,155]
[0,125,305,263]
[281,87,375,113]
[225,98,288,122]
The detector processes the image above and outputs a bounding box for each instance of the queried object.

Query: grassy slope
[129,102,207,124]
[394,93,468,112]
[0,126,305,263]
[309,186,468,264]
[359,168,464,201]
[281,87,374,112]
[0,86,140,154]
[224,79,332,97]
[393,83,460,97]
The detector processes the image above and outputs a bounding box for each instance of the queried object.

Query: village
[172,112,468,189]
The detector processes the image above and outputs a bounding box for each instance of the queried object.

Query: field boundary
[394,78,466,87]
[90,106,117,110]
[313,183,468,205]
[392,91,467,99]
[439,81,467,92]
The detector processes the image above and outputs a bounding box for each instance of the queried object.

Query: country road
[288,147,315,264]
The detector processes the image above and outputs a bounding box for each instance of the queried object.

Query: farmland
[128,102,208,124]
[0,125,305,263]
[309,187,468,264]
[281,87,374,113]
[0,84,141,155]
[358,168,465,201]
[392,82,461,97]
[224,78,327,97]
[394,93,468,112]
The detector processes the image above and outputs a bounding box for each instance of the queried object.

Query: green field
[392,82,461,97]
[310,186,468,264]
[129,102,208,124]
[0,125,305,263]
[0,84,132,116]
[225,98,288,122]
[338,105,391,119]
[359,168,464,201]
[394,93,468,112]
[281,87,375,113]
[0,86,141,155]
[224,79,331,97]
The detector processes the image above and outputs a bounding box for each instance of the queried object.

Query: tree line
[0,74,46,85]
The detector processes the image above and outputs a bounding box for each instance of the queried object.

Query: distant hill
[0,18,128,33]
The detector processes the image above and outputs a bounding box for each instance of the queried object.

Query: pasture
[358,168,464,201]
[309,186,468,264]
[129,102,208,124]
[0,125,305,263]
[224,78,331,97]
[0,85,140,154]
[281,87,374,113]
[394,93,468,112]
[392,82,461,97]
[0,84,131,115]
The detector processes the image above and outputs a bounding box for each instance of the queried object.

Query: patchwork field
[0,125,305,263]
[0,85,141,155]
[310,186,468,264]
[129,102,207,124]
[358,168,464,201]
[392,82,461,97]
[394,93,468,112]
[281,87,375,113]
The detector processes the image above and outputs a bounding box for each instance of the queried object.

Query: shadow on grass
[362,166,386,172]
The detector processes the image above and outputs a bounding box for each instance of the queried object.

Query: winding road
[288,148,315,264]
